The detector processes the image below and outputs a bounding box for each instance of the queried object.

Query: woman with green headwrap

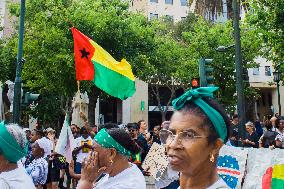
[77,127,146,189]
[160,87,230,189]
[0,122,35,189]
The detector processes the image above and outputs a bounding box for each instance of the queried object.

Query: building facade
[0,0,16,38]
[129,0,191,22]
[248,57,284,120]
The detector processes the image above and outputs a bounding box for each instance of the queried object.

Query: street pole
[277,82,281,115]
[12,0,26,124]
[233,0,246,142]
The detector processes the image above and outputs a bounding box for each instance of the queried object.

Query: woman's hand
[80,151,107,184]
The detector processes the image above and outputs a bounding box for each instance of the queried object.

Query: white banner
[218,145,248,189]
[242,148,284,189]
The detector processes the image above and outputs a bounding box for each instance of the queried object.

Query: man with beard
[71,124,80,139]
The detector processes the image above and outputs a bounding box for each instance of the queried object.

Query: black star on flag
[80,48,90,59]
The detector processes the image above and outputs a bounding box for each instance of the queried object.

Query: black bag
[262,130,278,148]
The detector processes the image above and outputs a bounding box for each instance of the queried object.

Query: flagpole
[77,80,82,112]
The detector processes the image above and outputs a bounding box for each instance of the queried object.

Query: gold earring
[210,153,215,162]
[109,159,113,165]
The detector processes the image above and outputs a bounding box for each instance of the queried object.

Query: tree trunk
[88,86,100,127]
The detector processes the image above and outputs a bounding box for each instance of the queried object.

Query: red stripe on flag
[217,168,241,175]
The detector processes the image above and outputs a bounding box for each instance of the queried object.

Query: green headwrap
[172,87,227,142]
[0,122,28,163]
[94,128,132,157]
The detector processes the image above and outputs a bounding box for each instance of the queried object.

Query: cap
[45,127,55,134]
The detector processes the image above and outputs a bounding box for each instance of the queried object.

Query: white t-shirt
[177,178,229,189]
[0,166,35,189]
[275,129,284,148]
[94,163,146,189]
[75,136,93,163]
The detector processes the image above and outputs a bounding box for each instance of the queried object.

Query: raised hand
[80,151,107,183]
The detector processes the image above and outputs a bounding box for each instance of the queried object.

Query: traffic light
[191,78,200,89]
[23,92,40,105]
[199,58,214,87]
[243,68,249,82]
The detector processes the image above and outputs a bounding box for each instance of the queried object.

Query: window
[180,0,187,6]
[150,0,158,3]
[149,13,158,20]
[181,17,186,20]
[252,68,259,75]
[265,66,271,76]
[165,0,173,5]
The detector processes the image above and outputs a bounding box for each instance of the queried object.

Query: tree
[247,0,284,65]
[2,0,188,125]
[177,15,262,113]
[188,0,249,21]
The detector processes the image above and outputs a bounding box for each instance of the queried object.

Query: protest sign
[142,142,168,180]
[242,148,284,189]
[217,145,248,189]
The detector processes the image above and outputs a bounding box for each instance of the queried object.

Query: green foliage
[0,37,17,83]
[0,0,264,122]
[1,0,191,123]
[176,15,262,113]
[247,0,284,65]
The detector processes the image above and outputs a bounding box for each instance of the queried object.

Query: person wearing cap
[242,121,259,148]
[0,122,35,188]
[77,127,146,189]
[160,87,230,188]
[26,137,49,188]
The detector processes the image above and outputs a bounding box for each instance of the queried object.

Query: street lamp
[273,70,281,115]
[12,0,26,124]
[216,44,235,52]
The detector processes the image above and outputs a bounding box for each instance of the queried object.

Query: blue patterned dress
[26,157,48,185]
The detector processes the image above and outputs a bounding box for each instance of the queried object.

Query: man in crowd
[152,125,161,144]
[137,120,150,162]
[72,127,93,175]
[229,114,239,146]
[71,124,80,139]
[127,123,142,167]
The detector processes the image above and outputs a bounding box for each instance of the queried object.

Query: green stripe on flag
[93,61,136,100]
[271,178,284,189]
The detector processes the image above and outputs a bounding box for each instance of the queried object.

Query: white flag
[55,115,75,163]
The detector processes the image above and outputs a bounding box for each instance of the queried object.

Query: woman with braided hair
[160,87,230,189]
[77,127,146,189]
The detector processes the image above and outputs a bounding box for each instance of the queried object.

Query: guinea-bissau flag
[262,164,284,189]
[71,27,136,100]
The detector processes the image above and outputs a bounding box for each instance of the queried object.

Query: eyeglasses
[159,129,207,145]
[129,129,137,132]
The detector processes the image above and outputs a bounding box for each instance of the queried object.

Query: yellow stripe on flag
[272,164,284,180]
[89,40,135,81]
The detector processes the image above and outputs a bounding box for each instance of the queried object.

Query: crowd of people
[1,87,283,189]
[227,113,284,149]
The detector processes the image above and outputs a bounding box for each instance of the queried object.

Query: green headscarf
[94,128,132,157]
[172,87,227,142]
[0,122,28,163]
